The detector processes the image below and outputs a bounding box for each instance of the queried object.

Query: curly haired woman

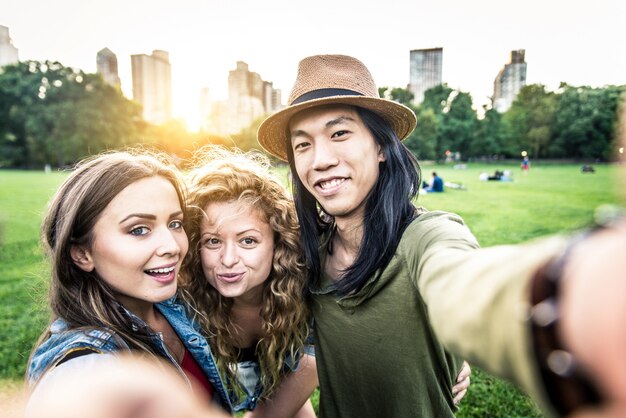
[181,146,317,417]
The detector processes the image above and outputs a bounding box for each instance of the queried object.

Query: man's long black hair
[286,106,421,296]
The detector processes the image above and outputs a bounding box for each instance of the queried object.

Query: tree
[471,107,505,158]
[378,86,439,160]
[0,61,41,167]
[439,92,477,159]
[418,84,460,160]
[421,84,454,116]
[0,60,142,168]
[501,84,556,158]
[405,107,438,160]
[390,87,414,107]
[551,84,624,160]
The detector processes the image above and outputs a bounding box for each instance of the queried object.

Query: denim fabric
[233,359,263,411]
[27,297,232,412]
[27,321,126,384]
[156,297,232,411]
[230,343,316,412]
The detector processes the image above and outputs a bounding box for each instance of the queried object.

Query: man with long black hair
[258,54,626,417]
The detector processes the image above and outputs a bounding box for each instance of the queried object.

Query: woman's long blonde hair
[181,146,309,400]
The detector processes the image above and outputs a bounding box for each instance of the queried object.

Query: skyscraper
[493,49,527,113]
[207,61,281,135]
[409,47,443,105]
[131,50,172,125]
[96,47,121,88]
[0,25,19,67]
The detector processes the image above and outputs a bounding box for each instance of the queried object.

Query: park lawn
[0,171,66,382]
[0,163,622,417]
[418,162,623,245]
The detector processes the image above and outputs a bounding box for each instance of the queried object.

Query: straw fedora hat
[257,54,417,161]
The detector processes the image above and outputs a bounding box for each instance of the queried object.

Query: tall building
[409,47,443,105]
[269,87,282,112]
[493,49,527,113]
[0,25,19,67]
[96,47,121,88]
[131,50,172,124]
[209,61,281,135]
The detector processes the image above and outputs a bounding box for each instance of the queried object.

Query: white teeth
[319,178,344,189]
[147,266,175,274]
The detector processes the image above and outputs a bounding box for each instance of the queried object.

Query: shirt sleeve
[404,211,568,413]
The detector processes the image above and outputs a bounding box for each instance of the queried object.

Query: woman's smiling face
[72,176,188,314]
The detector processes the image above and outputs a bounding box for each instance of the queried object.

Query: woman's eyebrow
[119,213,156,224]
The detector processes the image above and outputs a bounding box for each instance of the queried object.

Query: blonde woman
[181,147,317,417]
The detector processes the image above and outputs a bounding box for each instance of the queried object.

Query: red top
[180,347,215,399]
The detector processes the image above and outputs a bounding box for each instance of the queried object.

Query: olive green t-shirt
[311,211,473,417]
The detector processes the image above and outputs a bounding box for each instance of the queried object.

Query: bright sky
[2,0,625,129]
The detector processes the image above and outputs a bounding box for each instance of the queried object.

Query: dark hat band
[291,88,364,105]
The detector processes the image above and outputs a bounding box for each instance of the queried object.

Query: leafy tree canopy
[0,60,141,168]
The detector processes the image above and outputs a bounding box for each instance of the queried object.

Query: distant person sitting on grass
[422,171,444,192]
[486,170,512,182]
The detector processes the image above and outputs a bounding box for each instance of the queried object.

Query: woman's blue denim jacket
[27,296,233,413]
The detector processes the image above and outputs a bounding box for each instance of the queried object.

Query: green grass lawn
[1,162,622,416]
[0,171,67,381]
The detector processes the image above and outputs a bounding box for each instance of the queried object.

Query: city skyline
[2,0,625,130]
